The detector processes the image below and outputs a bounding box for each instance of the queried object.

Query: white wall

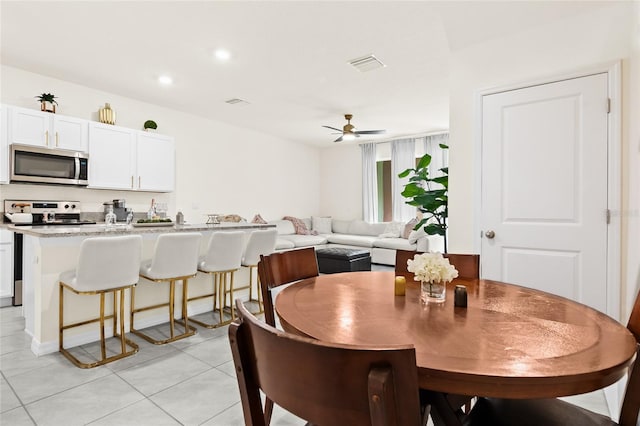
[446,3,638,319]
[0,66,321,222]
[318,2,639,316]
[447,2,635,253]
[318,143,362,219]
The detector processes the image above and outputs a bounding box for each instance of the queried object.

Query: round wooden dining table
[275,271,636,399]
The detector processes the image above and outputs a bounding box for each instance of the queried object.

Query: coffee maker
[105,199,130,222]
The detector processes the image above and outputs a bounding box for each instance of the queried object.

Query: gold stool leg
[100,293,106,361]
[218,273,224,324]
[59,283,139,369]
[131,277,197,345]
[181,271,230,329]
[182,279,189,331]
[130,285,136,335]
[225,272,236,321]
[169,280,176,339]
[119,290,126,354]
[59,283,64,352]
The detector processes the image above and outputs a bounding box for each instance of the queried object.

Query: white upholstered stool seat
[239,229,277,314]
[191,231,245,327]
[131,232,202,344]
[59,235,142,368]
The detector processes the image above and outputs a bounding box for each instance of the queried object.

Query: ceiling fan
[323,114,386,142]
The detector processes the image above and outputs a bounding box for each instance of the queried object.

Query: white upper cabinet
[52,115,88,151]
[88,122,175,192]
[88,122,136,190]
[137,132,175,192]
[8,106,88,151]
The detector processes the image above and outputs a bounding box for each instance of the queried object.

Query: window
[374,134,449,223]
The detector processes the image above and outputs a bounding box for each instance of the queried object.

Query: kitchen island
[10,222,274,355]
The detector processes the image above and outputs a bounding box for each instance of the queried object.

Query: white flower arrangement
[407,252,459,283]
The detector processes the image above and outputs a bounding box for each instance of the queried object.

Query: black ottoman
[315,247,371,274]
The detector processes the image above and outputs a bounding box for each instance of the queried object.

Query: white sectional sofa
[269,217,444,266]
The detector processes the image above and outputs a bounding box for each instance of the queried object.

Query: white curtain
[360,143,378,222]
[424,133,449,178]
[391,138,416,222]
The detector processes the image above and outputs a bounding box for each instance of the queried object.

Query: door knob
[485,230,495,239]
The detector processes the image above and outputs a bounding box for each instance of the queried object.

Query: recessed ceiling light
[158,75,173,85]
[214,49,231,61]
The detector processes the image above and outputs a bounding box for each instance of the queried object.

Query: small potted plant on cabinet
[143,120,157,131]
[36,93,58,113]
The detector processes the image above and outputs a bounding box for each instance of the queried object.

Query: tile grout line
[1,369,38,425]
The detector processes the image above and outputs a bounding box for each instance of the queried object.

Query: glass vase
[420,280,446,304]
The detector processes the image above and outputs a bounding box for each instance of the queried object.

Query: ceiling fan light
[214,49,231,61]
[342,133,356,141]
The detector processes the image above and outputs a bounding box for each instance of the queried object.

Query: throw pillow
[403,218,419,239]
[251,214,267,224]
[312,216,332,234]
[283,216,318,235]
[381,221,403,238]
[408,226,427,244]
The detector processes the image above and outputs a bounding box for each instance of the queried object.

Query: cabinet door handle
[55,132,59,147]
[138,176,141,188]
[45,130,49,146]
[131,176,134,189]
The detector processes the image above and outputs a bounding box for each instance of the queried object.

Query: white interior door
[481,73,609,313]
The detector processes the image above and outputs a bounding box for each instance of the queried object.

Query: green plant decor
[35,93,58,104]
[143,120,158,130]
[398,144,449,253]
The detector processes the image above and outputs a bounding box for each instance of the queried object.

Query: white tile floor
[1,278,611,425]
[0,305,306,426]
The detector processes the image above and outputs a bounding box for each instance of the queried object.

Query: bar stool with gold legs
[130,232,202,344]
[188,231,245,328]
[59,235,142,368]
[240,229,277,314]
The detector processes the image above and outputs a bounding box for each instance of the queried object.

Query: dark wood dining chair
[256,247,320,425]
[395,249,480,280]
[257,247,319,327]
[228,299,423,426]
[464,289,640,426]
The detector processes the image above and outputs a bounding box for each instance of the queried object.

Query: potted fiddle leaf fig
[36,93,58,113]
[398,144,449,253]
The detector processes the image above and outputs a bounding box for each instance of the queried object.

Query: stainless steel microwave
[10,144,89,186]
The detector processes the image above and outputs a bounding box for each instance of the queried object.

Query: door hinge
[606,209,611,224]
[607,98,611,114]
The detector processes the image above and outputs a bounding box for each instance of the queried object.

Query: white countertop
[7,222,274,237]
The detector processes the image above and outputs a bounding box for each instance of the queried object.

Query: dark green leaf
[398,169,412,178]
[416,154,432,170]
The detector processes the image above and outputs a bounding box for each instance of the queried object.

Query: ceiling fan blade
[323,125,343,132]
[355,130,386,135]
[333,135,344,143]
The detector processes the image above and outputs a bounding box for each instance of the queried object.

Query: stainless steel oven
[10,144,88,186]
[4,200,96,306]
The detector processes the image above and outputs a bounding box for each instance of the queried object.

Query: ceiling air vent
[348,54,386,72]
[225,98,249,105]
